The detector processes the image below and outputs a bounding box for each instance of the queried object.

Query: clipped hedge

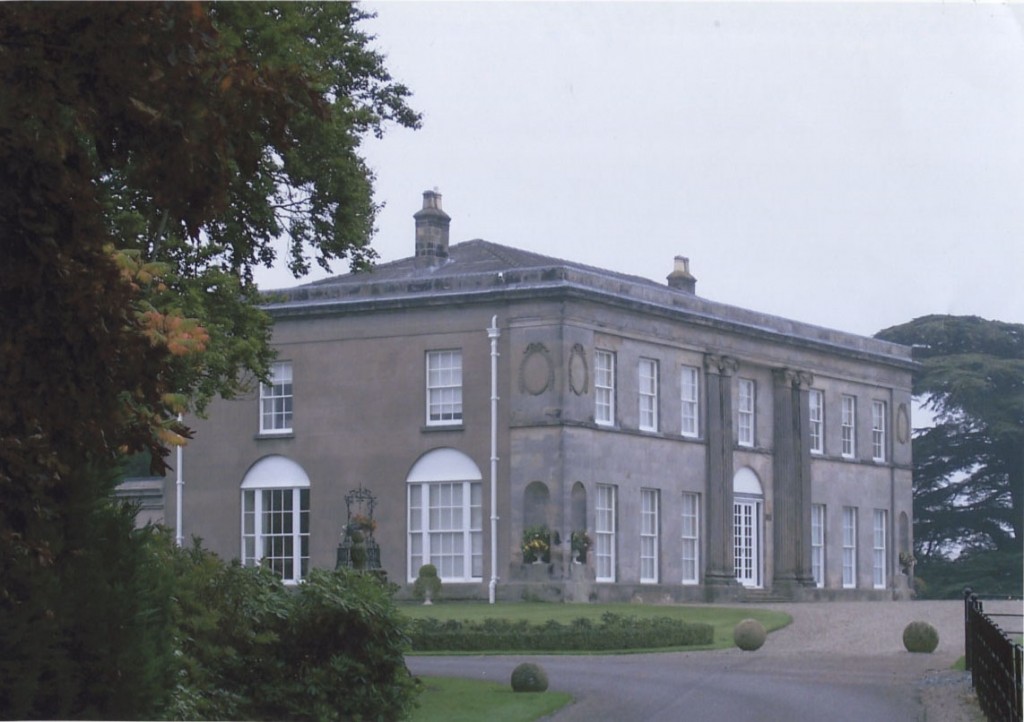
[511,662,549,692]
[902,621,939,653]
[408,612,714,652]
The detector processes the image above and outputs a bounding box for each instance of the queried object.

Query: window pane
[427,350,463,424]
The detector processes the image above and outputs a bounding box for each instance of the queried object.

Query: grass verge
[400,601,791,653]
[410,676,572,722]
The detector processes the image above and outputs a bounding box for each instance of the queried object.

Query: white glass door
[734,499,761,588]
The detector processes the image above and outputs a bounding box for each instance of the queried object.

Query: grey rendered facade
[171,191,915,602]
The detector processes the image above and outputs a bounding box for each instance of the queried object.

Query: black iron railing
[963,588,1023,722]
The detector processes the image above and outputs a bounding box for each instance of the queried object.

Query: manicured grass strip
[410,676,572,722]
[400,602,791,653]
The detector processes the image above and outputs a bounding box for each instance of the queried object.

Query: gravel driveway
[407,599,1022,721]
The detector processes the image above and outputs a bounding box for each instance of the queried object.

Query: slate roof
[262,239,914,369]
[297,238,663,291]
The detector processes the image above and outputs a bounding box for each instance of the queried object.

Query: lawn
[399,601,791,652]
[409,677,571,722]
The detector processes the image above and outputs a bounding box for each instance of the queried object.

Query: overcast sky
[254,1,1024,339]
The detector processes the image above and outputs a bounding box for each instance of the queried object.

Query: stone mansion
[170,190,915,602]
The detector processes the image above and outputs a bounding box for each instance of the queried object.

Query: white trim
[640,488,659,583]
[872,509,887,589]
[811,503,825,588]
[638,358,659,432]
[841,395,857,459]
[259,361,293,434]
[595,350,615,426]
[872,400,887,462]
[407,447,482,483]
[426,349,463,426]
[842,506,858,588]
[809,389,824,455]
[595,484,616,582]
[680,365,699,438]
[737,378,755,447]
[681,491,700,585]
[240,455,311,489]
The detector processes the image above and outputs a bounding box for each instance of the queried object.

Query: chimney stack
[414,189,450,267]
[666,256,697,294]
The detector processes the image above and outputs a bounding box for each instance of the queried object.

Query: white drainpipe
[487,316,501,603]
[175,413,184,547]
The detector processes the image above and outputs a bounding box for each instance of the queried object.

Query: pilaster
[703,354,739,588]
[771,368,817,591]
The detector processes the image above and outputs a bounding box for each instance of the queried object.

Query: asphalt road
[405,600,1021,721]
[407,650,923,721]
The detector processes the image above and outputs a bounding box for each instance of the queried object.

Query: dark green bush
[733,618,766,651]
[408,612,713,652]
[902,621,939,653]
[168,543,417,721]
[0,466,177,720]
[511,662,549,692]
[412,563,442,602]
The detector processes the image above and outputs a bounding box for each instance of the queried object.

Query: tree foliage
[876,315,1023,596]
[0,3,418,717]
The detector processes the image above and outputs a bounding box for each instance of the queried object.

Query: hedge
[408,612,713,652]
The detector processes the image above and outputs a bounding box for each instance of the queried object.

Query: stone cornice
[263,270,917,372]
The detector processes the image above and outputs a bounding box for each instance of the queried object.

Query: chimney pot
[414,189,451,266]
[667,255,697,294]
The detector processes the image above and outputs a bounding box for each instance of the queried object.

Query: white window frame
[809,389,824,455]
[640,488,659,583]
[638,358,659,432]
[841,395,856,459]
[737,378,755,447]
[407,480,482,582]
[873,509,887,589]
[842,506,857,588]
[595,350,616,426]
[811,503,825,588]
[680,366,700,438]
[426,350,463,426]
[260,360,293,434]
[595,484,616,582]
[872,401,887,462]
[241,487,309,584]
[681,492,700,585]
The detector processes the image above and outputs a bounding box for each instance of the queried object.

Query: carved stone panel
[519,342,554,396]
[568,343,588,396]
[896,403,911,445]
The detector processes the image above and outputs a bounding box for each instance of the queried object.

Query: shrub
[408,613,713,652]
[511,662,549,693]
[733,618,767,651]
[167,545,417,721]
[902,621,939,653]
[412,563,442,603]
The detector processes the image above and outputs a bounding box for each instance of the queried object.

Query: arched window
[240,455,310,583]
[406,448,483,583]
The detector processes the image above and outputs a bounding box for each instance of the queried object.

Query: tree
[876,315,1023,596]
[0,3,418,716]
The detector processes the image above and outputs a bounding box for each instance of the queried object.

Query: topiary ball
[733,618,767,651]
[902,621,939,653]
[510,662,549,693]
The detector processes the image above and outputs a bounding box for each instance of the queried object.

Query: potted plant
[570,530,591,564]
[349,513,376,537]
[521,525,551,564]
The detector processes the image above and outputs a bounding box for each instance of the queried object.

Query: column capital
[705,354,738,376]
[772,367,814,388]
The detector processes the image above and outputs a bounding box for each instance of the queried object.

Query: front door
[734,499,761,588]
